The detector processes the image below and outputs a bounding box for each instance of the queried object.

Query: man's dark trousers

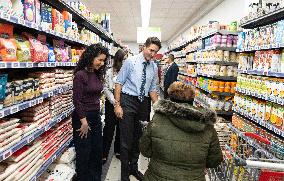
[119,93,148,181]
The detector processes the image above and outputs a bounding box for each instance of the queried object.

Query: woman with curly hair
[72,43,109,181]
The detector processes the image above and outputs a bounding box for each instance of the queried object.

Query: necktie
[138,62,148,102]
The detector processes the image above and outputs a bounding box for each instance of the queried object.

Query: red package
[0,24,14,38]
[38,35,48,62]
[0,38,17,62]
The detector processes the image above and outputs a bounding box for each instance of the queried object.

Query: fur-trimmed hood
[153,99,217,132]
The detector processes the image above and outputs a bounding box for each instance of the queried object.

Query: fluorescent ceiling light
[140,0,152,27]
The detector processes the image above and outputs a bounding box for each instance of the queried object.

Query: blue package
[0,74,8,109]
[48,45,56,62]
[237,32,245,50]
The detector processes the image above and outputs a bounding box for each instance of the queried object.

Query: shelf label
[48,91,54,97]
[0,111,4,118]
[27,62,33,68]
[38,62,45,67]
[57,117,61,123]
[2,12,10,20]
[30,100,36,107]
[28,135,34,143]
[0,62,7,68]
[10,106,19,114]
[38,97,43,103]
[3,150,12,160]
[52,155,56,162]
[12,62,19,68]
[10,16,18,23]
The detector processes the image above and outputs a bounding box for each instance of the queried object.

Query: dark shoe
[129,169,144,181]
[115,153,120,160]
[102,159,107,165]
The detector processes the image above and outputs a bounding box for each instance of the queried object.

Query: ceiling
[80,0,219,43]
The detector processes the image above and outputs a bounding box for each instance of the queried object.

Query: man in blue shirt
[114,37,161,181]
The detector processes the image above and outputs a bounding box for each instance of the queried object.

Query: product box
[41,2,52,30]
[23,0,35,23]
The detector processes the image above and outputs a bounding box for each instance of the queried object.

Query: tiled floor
[105,155,149,181]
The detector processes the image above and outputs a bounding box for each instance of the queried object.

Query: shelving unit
[194,97,233,116]
[197,74,237,81]
[0,0,122,180]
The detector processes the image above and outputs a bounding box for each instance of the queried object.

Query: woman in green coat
[139,82,223,181]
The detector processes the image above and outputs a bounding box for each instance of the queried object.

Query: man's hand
[114,105,123,119]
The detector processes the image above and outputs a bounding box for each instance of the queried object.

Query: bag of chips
[15,35,31,62]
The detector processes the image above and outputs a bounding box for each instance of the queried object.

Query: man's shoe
[129,169,144,181]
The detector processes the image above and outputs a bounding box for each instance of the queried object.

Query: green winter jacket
[139,99,223,181]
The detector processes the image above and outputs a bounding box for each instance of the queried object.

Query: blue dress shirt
[116,53,158,97]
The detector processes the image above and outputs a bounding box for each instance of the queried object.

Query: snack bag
[0,34,17,62]
[15,35,31,62]
[37,34,48,62]
[0,74,8,109]
[23,0,35,22]
[28,37,43,62]
[53,40,63,62]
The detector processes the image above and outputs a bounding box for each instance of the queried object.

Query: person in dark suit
[163,54,179,99]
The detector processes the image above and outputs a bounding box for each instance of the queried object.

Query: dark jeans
[72,111,102,181]
[164,86,169,99]
[103,99,120,159]
[120,93,148,181]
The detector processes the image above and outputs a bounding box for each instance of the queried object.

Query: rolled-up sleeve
[116,59,131,85]
[149,65,158,92]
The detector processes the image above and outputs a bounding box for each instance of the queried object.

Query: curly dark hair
[113,49,126,72]
[74,43,109,80]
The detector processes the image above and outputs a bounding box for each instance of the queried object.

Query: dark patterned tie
[138,62,148,102]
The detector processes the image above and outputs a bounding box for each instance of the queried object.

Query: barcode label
[12,62,19,68]
[0,62,7,68]
[27,62,33,68]
[3,150,12,160]
[10,106,18,114]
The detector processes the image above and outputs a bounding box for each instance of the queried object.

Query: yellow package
[15,35,31,62]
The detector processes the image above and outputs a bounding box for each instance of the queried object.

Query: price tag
[26,62,33,68]
[28,135,34,143]
[10,106,18,114]
[274,128,281,136]
[52,155,56,162]
[50,62,55,67]
[0,62,7,69]
[38,63,45,67]
[2,12,10,20]
[10,16,18,23]
[30,100,36,107]
[0,111,4,118]
[57,117,61,123]
[48,91,54,97]
[12,62,19,68]
[31,23,38,29]
[3,150,12,160]
[38,97,43,103]
[66,62,71,66]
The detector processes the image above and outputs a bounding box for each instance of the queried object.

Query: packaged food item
[3,81,13,107]
[0,23,14,38]
[37,34,48,62]
[15,35,31,62]
[23,33,43,62]
[0,74,8,109]
[22,78,34,101]
[13,80,23,104]
[276,106,283,127]
[23,0,35,22]
[34,0,41,24]
[0,37,17,62]
[219,81,225,92]
[48,45,56,62]
[53,40,64,62]
[224,51,230,61]
[40,2,52,30]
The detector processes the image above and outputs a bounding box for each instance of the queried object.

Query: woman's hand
[114,105,123,119]
[77,118,91,139]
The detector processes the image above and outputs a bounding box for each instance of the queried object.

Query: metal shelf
[0,62,77,69]
[237,69,284,78]
[202,30,240,39]
[178,72,197,78]
[202,46,237,52]
[0,84,73,118]
[240,8,284,29]
[194,97,233,116]
[197,74,237,81]
[237,43,284,52]
[0,108,74,162]
[40,0,113,43]
[235,87,284,106]
[196,85,234,96]
[30,136,73,181]
[233,107,284,138]
[196,60,238,66]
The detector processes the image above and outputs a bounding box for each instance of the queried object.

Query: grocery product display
[165,21,239,117]
[0,0,122,180]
